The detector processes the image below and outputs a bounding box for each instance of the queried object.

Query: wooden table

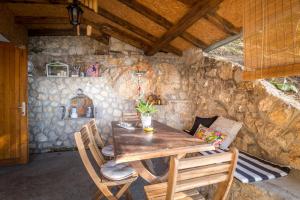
[112,120,215,183]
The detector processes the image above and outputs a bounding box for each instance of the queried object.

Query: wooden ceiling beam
[117,0,207,49]
[15,16,69,24]
[204,13,241,35]
[146,0,224,56]
[28,27,110,45]
[98,8,182,56]
[28,28,80,36]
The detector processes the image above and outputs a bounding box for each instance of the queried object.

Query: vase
[141,114,152,128]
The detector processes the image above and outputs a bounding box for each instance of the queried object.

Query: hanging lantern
[67,0,83,26]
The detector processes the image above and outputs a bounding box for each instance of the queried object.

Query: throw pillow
[188,116,218,135]
[209,116,243,149]
[194,125,227,147]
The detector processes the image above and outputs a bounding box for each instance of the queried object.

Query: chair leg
[93,190,103,200]
[99,186,118,200]
[115,183,131,199]
[125,189,133,200]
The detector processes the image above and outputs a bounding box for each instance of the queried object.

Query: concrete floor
[0,151,168,200]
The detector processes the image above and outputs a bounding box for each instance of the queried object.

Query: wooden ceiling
[2,0,243,56]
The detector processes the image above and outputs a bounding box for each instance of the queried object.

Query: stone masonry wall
[183,49,300,170]
[28,36,193,153]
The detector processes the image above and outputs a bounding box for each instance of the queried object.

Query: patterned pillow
[194,125,227,147]
[209,117,242,149]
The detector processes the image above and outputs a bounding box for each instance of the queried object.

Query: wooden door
[0,42,28,165]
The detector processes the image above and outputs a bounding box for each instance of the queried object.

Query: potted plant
[136,100,157,128]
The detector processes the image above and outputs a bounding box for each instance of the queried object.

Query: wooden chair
[87,119,114,158]
[88,119,106,148]
[122,112,140,122]
[74,126,138,200]
[144,148,239,200]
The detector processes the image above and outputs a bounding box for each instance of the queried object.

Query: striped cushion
[201,149,291,183]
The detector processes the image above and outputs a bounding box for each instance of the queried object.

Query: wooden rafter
[204,13,241,35]
[146,0,224,56]
[117,0,207,49]
[98,8,182,56]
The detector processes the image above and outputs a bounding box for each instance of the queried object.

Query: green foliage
[270,80,298,93]
[136,100,157,115]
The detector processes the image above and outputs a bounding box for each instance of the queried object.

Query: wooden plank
[177,163,231,181]
[178,152,233,170]
[117,0,207,49]
[204,32,242,52]
[98,8,182,56]
[112,120,214,163]
[175,173,228,192]
[146,0,224,56]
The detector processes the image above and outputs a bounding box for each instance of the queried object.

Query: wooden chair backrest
[87,119,105,148]
[122,112,139,121]
[166,148,239,200]
[74,131,105,188]
[79,125,105,167]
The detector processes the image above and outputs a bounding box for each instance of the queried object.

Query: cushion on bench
[201,149,290,183]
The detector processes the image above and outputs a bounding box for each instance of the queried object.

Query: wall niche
[69,88,94,119]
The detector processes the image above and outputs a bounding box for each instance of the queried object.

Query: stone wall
[28,36,193,153]
[0,4,27,46]
[183,49,300,170]
[28,36,300,171]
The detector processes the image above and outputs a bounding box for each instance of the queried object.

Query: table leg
[130,161,169,183]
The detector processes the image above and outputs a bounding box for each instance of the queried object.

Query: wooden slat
[177,163,231,181]
[178,152,232,170]
[117,0,207,49]
[146,0,224,56]
[175,173,228,192]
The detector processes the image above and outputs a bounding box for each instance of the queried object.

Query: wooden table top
[112,120,215,163]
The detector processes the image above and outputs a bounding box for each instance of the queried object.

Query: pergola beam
[117,0,207,49]
[146,0,224,56]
